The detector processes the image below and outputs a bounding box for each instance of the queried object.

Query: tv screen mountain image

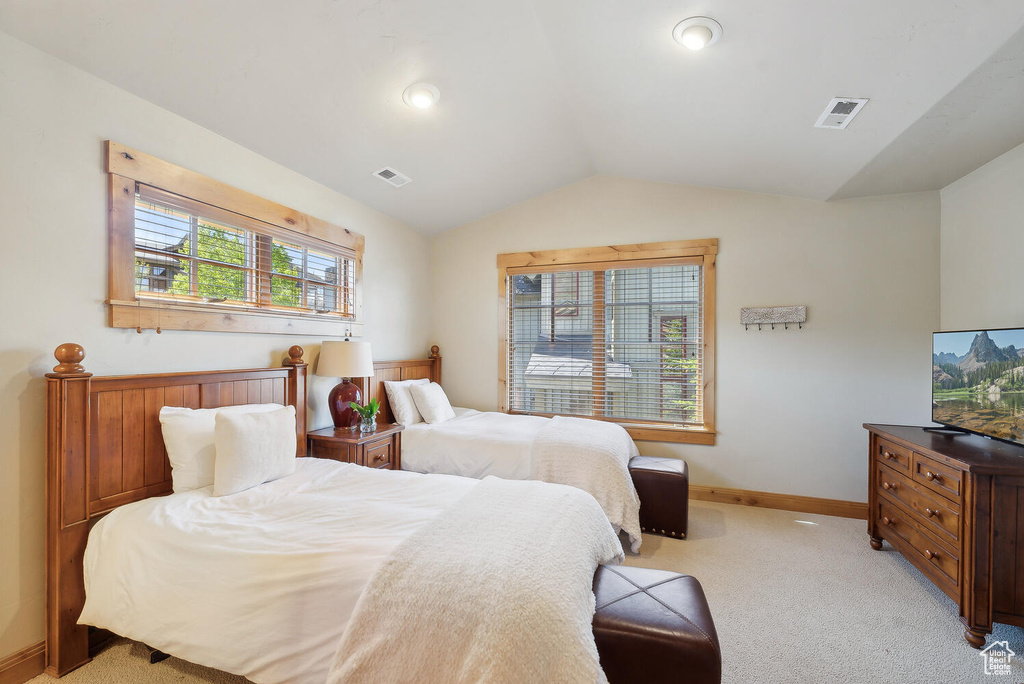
[933,328,1024,446]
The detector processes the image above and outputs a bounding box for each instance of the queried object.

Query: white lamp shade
[316,341,374,378]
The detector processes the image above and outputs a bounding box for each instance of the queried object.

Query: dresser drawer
[912,452,962,500]
[363,438,394,469]
[876,463,960,543]
[878,499,959,589]
[874,438,912,474]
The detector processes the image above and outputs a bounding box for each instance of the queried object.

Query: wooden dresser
[865,424,1024,648]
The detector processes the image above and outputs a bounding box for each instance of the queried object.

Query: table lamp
[316,340,374,429]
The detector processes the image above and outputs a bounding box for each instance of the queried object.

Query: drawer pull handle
[925,549,940,561]
[882,481,897,491]
[882,516,896,526]
[882,451,894,460]
[925,471,942,483]
[925,508,938,518]
[372,453,386,462]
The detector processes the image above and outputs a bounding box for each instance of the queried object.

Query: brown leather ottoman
[629,456,689,537]
[593,565,721,684]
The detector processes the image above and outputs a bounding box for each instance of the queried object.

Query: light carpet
[28,501,1021,683]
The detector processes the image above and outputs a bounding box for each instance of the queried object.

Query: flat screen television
[933,327,1024,447]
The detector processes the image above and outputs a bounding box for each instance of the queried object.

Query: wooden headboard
[357,345,442,424]
[44,343,308,677]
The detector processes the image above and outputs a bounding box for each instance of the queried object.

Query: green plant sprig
[349,397,381,419]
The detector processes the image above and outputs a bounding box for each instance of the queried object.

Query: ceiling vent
[814,97,869,130]
[372,166,412,188]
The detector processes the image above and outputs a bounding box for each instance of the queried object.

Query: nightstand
[307,423,403,470]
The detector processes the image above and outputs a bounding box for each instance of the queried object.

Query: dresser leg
[965,627,987,649]
[869,536,883,550]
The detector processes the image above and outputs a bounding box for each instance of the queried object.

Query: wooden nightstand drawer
[876,463,960,544]
[363,438,393,469]
[875,438,912,474]
[912,452,962,500]
[309,440,356,463]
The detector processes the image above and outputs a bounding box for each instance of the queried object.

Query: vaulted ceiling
[3,1,1024,234]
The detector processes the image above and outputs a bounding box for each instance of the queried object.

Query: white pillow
[384,378,430,425]
[409,382,456,424]
[213,406,297,497]
[159,403,284,493]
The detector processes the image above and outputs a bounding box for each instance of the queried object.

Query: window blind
[133,184,356,317]
[506,262,703,426]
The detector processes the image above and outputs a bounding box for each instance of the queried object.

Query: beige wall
[0,32,432,657]
[940,141,1024,330]
[430,176,940,504]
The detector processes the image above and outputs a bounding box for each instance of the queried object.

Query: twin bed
[44,343,653,682]
[362,347,643,550]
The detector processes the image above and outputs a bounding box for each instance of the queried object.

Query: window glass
[507,263,703,426]
[133,189,355,317]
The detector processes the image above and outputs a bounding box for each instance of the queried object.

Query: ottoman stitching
[606,566,689,592]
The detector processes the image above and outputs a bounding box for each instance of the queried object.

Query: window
[499,239,716,444]
[133,186,355,316]
[107,141,364,336]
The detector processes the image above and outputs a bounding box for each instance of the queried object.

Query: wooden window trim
[497,239,716,270]
[498,238,717,445]
[504,411,716,445]
[106,141,364,335]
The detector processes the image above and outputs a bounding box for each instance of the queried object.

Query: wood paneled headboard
[357,345,442,424]
[44,343,308,677]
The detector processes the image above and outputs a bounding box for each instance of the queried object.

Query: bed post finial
[283,346,307,456]
[284,346,305,367]
[429,345,442,385]
[48,343,91,377]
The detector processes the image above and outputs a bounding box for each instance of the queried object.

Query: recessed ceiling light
[672,17,723,51]
[402,82,440,109]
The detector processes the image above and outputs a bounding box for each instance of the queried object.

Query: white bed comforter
[328,476,624,684]
[403,409,641,549]
[534,416,642,553]
[78,458,476,684]
[402,408,547,479]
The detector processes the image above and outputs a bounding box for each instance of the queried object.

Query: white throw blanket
[533,416,642,552]
[327,476,624,684]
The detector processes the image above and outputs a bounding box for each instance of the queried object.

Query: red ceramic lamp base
[328,380,362,430]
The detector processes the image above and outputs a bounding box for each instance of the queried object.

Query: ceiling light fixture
[673,17,723,51]
[402,82,440,109]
